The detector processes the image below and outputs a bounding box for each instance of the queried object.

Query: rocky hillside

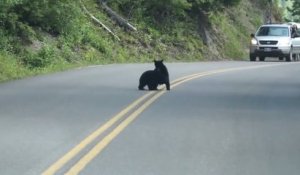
[0,0,282,82]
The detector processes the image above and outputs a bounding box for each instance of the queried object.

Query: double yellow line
[42,63,284,175]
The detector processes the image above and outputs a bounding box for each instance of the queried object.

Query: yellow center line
[42,91,155,175]
[42,62,289,175]
[65,90,165,174]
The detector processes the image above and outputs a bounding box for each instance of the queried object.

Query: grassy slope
[0,0,265,82]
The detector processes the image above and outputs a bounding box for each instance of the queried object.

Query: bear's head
[154,60,164,69]
[154,60,168,76]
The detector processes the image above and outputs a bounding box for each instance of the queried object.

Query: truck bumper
[250,46,290,57]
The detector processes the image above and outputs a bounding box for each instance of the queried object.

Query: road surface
[0,61,300,175]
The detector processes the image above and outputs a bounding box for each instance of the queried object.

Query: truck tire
[250,54,256,61]
[286,48,293,62]
[259,57,265,61]
[295,54,300,61]
[286,54,293,62]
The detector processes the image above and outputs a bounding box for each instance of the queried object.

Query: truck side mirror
[250,33,255,38]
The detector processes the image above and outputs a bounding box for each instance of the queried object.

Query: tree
[0,0,82,36]
[288,0,300,22]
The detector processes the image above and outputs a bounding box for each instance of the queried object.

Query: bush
[22,45,56,68]
[0,51,29,81]
[222,0,242,6]
[0,0,83,43]
[14,0,83,35]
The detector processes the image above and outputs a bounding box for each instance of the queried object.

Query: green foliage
[107,0,192,29]
[108,0,241,26]
[0,51,30,82]
[188,0,242,11]
[14,0,82,35]
[251,0,269,6]
[288,0,300,22]
[0,0,86,71]
[0,30,11,51]
[143,0,191,22]
[272,1,284,22]
[209,11,247,59]
[0,0,83,42]
[22,45,57,68]
[83,30,107,54]
[0,0,280,82]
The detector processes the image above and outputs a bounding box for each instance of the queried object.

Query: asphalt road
[0,61,300,175]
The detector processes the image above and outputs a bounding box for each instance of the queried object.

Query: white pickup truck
[249,24,300,62]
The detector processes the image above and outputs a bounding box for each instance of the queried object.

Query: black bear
[138,60,170,90]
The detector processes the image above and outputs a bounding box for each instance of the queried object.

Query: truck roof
[260,24,290,28]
